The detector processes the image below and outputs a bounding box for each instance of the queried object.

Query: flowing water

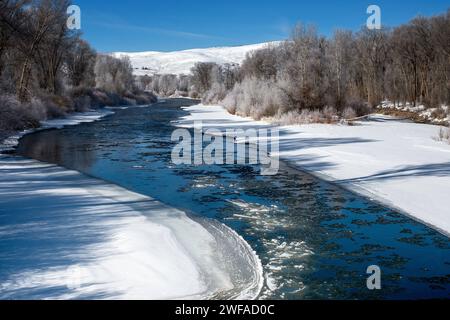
[15,98,450,299]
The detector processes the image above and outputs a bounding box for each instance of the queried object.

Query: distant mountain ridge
[112,42,281,76]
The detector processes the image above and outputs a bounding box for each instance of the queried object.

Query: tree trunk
[17,57,30,101]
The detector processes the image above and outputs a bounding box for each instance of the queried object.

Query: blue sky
[75,0,450,52]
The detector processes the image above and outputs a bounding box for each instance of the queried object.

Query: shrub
[188,88,200,99]
[0,95,43,133]
[276,107,349,125]
[323,106,339,123]
[28,98,48,120]
[431,107,447,120]
[73,95,92,112]
[70,87,94,111]
[202,82,227,105]
[275,111,303,125]
[37,94,70,118]
[346,97,372,116]
[132,91,157,105]
[342,107,357,119]
[221,78,283,120]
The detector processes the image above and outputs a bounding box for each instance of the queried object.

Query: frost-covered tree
[215,12,450,123]
[65,39,96,88]
[94,55,135,94]
[191,62,216,94]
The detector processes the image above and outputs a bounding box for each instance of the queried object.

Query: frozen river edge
[177,104,450,238]
[0,107,263,300]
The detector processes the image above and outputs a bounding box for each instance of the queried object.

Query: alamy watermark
[367,265,382,290]
[67,5,81,30]
[367,5,382,30]
[171,122,280,176]
[65,4,381,32]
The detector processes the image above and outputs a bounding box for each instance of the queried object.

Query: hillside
[112,42,280,76]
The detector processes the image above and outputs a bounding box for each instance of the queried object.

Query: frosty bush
[38,94,72,118]
[342,107,357,119]
[95,55,135,95]
[275,111,303,125]
[28,98,48,120]
[323,106,339,123]
[202,82,227,105]
[221,78,283,120]
[351,101,373,117]
[0,95,43,132]
[275,109,339,125]
[187,62,240,100]
[203,12,450,124]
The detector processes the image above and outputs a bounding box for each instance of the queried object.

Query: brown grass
[375,108,429,124]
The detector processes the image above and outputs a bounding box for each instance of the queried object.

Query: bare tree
[191,62,216,94]
[241,45,278,80]
[65,39,96,88]
[356,28,389,107]
[33,0,73,95]
[328,30,354,110]
[0,0,29,81]
[95,55,135,94]
[15,0,62,100]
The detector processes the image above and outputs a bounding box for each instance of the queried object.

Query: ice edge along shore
[0,107,264,300]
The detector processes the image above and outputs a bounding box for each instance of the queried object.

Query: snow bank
[379,101,449,124]
[177,105,450,236]
[0,109,114,154]
[0,156,263,299]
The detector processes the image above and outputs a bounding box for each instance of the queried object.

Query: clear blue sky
[74,0,450,52]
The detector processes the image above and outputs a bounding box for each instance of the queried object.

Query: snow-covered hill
[112,42,280,76]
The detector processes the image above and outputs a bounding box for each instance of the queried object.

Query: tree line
[144,9,450,124]
[0,0,156,138]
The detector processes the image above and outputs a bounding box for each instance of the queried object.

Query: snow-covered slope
[112,42,280,76]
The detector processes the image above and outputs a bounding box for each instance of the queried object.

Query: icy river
[14,98,450,299]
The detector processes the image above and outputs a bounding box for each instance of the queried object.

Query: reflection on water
[16,98,450,300]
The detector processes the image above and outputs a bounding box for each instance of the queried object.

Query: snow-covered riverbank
[0,156,263,299]
[0,105,263,300]
[0,109,115,153]
[177,104,450,236]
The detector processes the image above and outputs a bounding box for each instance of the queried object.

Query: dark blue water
[16,98,450,300]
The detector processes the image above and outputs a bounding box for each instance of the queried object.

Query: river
[15,98,450,299]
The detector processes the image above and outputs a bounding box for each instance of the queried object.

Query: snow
[0,157,202,299]
[112,42,281,76]
[177,104,450,236]
[0,156,263,299]
[0,105,264,300]
[379,101,450,124]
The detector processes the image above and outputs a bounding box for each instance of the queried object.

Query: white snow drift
[177,104,450,236]
[0,156,263,300]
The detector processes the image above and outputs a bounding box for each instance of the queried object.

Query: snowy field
[177,104,450,236]
[113,42,280,76]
